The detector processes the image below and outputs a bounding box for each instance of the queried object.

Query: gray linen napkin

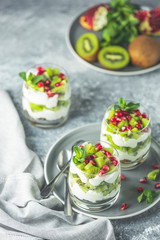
[0,90,115,240]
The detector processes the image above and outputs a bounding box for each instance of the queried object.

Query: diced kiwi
[75,33,99,62]
[77,162,86,170]
[108,109,115,120]
[142,118,149,127]
[132,127,138,132]
[117,120,126,129]
[98,46,130,70]
[95,157,106,168]
[129,118,138,128]
[84,162,94,171]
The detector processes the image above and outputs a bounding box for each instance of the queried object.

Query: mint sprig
[19,72,27,81]
[73,146,86,164]
[114,97,140,111]
[137,188,158,204]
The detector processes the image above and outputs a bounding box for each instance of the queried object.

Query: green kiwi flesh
[75,33,99,62]
[98,46,130,70]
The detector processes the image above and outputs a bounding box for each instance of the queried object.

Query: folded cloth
[0,90,115,240]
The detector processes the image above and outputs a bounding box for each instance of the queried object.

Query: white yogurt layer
[101,135,151,161]
[22,97,70,121]
[69,181,120,203]
[70,160,120,185]
[23,83,71,109]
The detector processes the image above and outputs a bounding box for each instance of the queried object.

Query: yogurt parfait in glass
[101,98,151,170]
[68,140,121,211]
[19,64,71,128]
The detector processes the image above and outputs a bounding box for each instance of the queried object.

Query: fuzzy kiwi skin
[128,35,160,68]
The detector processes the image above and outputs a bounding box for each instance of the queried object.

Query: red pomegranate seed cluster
[139,177,147,184]
[121,203,128,210]
[121,174,125,180]
[138,186,144,193]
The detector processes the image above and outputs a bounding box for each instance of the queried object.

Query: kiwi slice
[75,33,99,62]
[98,46,130,70]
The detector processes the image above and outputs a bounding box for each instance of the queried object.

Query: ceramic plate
[44,122,160,219]
[66,4,160,76]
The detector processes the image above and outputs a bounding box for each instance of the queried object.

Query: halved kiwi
[75,33,99,62]
[98,46,130,70]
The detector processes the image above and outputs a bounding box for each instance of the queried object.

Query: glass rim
[70,139,120,177]
[105,101,150,134]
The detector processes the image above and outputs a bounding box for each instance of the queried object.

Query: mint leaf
[73,146,82,158]
[27,72,34,82]
[138,188,158,204]
[119,97,126,108]
[32,75,45,84]
[137,192,145,203]
[73,146,86,164]
[19,72,26,81]
[114,104,120,111]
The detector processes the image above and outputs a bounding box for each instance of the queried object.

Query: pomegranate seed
[85,158,91,164]
[59,73,65,80]
[142,113,147,118]
[116,117,122,122]
[55,82,63,87]
[121,203,128,210]
[115,112,122,117]
[155,183,160,189]
[128,125,132,131]
[123,111,129,116]
[134,109,141,116]
[138,186,144,192]
[45,80,51,86]
[126,115,131,121]
[118,109,123,113]
[79,145,84,148]
[91,154,96,159]
[110,157,116,162]
[95,144,103,151]
[143,128,148,133]
[112,160,118,166]
[37,81,44,88]
[121,126,127,132]
[102,165,110,171]
[106,151,111,158]
[90,160,96,166]
[121,174,125,180]
[152,164,160,169]
[138,120,142,124]
[110,117,117,123]
[136,124,142,129]
[47,90,54,98]
[140,177,147,183]
[37,66,45,75]
[99,170,106,176]
[44,86,51,92]
[121,116,126,120]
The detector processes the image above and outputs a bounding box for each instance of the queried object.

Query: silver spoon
[40,140,83,199]
[57,149,72,217]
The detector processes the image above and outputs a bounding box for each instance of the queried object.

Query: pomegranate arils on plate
[102,164,110,171]
[155,183,160,189]
[138,186,144,192]
[140,177,147,183]
[37,81,44,88]
[152,164,160,169]
[121,174,125,180]
[121,203,128,210]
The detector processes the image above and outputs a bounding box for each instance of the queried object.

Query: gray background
[0,0,160,239]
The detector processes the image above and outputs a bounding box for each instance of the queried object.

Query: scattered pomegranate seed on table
[138,186,144,192]
[152,164,160,169]
[139,177,147,183]
[121,174,125,180]
[155,183,160,189]
[121,203,128,210]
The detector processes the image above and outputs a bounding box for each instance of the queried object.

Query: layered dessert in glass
[19,64,71,128]
[101,98,151,170]
[68,141,121,211]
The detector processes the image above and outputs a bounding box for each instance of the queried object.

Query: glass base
[120,150,150,170]
[70,191,120,212]
[23,110,68,129]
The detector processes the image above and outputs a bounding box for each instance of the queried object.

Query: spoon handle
[64,175,73,217]
[41,160,70,198]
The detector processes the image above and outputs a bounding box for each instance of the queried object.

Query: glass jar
[68,140,121,212]
[100,101,151,170]
[22,64,71,128]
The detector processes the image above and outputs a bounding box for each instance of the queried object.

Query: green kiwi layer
[29,100,70,112]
